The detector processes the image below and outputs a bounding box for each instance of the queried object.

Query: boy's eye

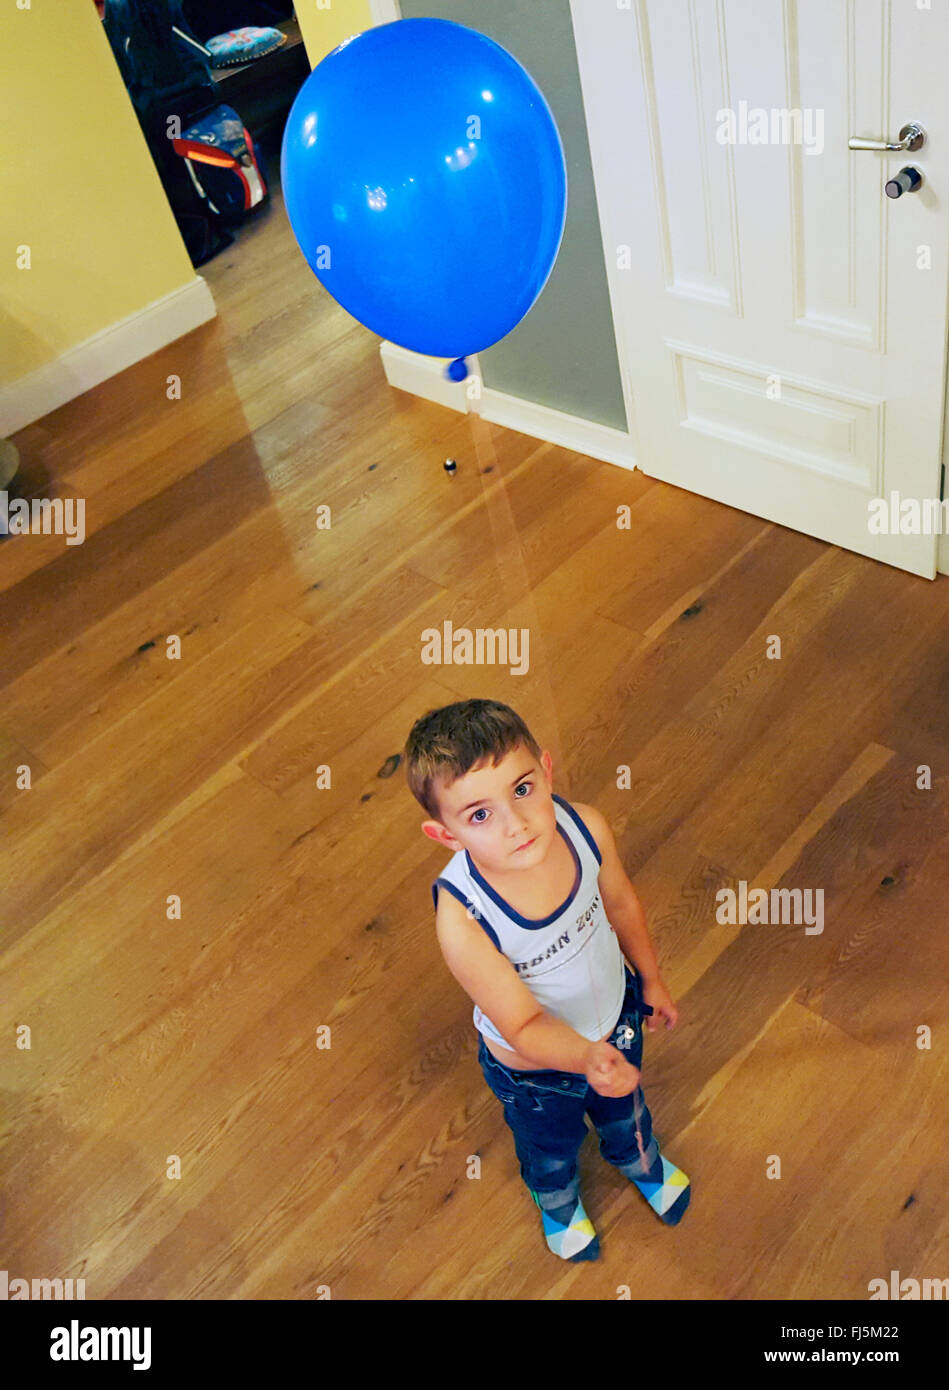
[469,782,531,823]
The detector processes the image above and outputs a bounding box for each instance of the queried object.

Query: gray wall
[399,0,627,432]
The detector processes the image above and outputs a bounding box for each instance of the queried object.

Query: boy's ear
[421,819,462,849]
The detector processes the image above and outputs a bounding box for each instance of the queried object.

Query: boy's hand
[584,1040,641,1098]
[641,976,678,1031]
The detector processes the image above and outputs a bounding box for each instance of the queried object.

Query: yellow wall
[1,2,195,386]
[295,0,374,68]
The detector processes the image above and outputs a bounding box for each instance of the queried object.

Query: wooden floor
[3,145,949,1301]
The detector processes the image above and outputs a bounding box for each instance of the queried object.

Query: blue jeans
[477,965,661,1214]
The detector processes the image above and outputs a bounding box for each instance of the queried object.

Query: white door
[571,0,949,579]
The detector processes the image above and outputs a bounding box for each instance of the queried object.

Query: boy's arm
[573,802,662,985]
[435,887,597,1072]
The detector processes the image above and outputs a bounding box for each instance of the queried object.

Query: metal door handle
[849,121,925,152]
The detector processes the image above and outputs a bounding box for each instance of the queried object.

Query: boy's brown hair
[402,698,543,822]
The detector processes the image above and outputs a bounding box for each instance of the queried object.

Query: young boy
[403,698,691,1262]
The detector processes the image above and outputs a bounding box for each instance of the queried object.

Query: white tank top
[431,794,627,1052]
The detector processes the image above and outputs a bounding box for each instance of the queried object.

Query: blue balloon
[280,18,567,359]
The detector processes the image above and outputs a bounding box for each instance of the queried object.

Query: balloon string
[465,386,606,1054]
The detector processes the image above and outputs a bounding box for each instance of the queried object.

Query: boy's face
[421,743,556,873]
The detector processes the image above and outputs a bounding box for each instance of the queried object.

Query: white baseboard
[378,340,637,470]
[2,276,217,437]
[379,340,478,416]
